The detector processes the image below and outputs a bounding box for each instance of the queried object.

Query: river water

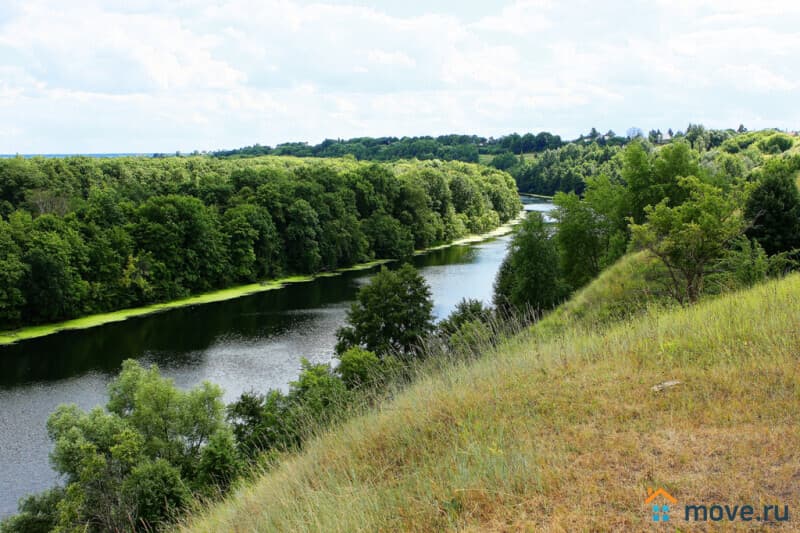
[0,198,552,517]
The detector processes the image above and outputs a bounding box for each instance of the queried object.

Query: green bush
[197,431,242,491]
[123,459,191,528]
[12,360,238,532]
[337,347,384,389]
[744,158,800,256]
[226,390,297,458]
[448,319,494,358]
[437,298,491,337]
[489,152,520,171]
[756,133,794,154]
[228,359,352,457]
[287,359,350,428]
[0,488,63,533]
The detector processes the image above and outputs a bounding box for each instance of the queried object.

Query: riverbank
[0,210,527,346]
[414,208,526,253]
[519,191,554,200]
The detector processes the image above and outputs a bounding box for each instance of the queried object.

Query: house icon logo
[646,488,677,522]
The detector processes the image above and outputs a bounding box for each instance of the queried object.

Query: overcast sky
[0,0,798,153]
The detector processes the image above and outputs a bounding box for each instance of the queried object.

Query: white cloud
[658,0,800,19]
[471,0,552,35]
[366,50,416,68]
[716,65,798,93]
[0,2,245,93]
[0,0,797,153]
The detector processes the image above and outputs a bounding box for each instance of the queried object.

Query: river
[0,198,553,518]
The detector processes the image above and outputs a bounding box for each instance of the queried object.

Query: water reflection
[0,244,477,388]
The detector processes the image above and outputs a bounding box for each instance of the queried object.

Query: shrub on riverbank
[0,360,237,532]
[335,264,435,358]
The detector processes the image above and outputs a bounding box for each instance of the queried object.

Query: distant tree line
[210,126,798,197]
[211,132,566,161]
[209,127,797,199]
[0,156,520,330]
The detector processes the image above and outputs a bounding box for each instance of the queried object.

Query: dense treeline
[495,128,800,312]
[204,126,797,198]
[499,125,798,196]
[211,132,565,161]
[509,142,622,196]
[0,156,519,330]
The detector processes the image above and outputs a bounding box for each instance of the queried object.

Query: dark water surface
[0,199,552,517]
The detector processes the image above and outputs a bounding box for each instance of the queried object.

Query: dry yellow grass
[180,274,800,532]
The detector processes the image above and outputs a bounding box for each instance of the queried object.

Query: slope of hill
[535,251,670,337]
[180,272,800,531]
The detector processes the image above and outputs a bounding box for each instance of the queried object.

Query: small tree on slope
[631,176,744,304]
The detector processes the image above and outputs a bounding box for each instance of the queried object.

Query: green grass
[536,251,671,336]
[0,213,526,346]
[179,270,800,531]
[478,153,538,166]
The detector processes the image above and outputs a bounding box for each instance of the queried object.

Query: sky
[0,0,798,153]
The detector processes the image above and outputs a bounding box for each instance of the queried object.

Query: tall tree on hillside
[623,140,701,223]
[552,192,606,289]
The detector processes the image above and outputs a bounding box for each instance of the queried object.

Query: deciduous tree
[493,212,566,311]
[336,264,434,357]
[631,177,744,303]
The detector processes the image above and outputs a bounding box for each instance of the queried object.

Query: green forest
[0,156,519,330]
[209,125,793,200]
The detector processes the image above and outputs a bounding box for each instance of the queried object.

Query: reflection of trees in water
[0,235,506,388]
[0,270,368,387]
[413,243,477,268]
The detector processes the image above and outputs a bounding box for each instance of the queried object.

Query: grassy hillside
[180,272,800,531]
[535,251,670,336]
